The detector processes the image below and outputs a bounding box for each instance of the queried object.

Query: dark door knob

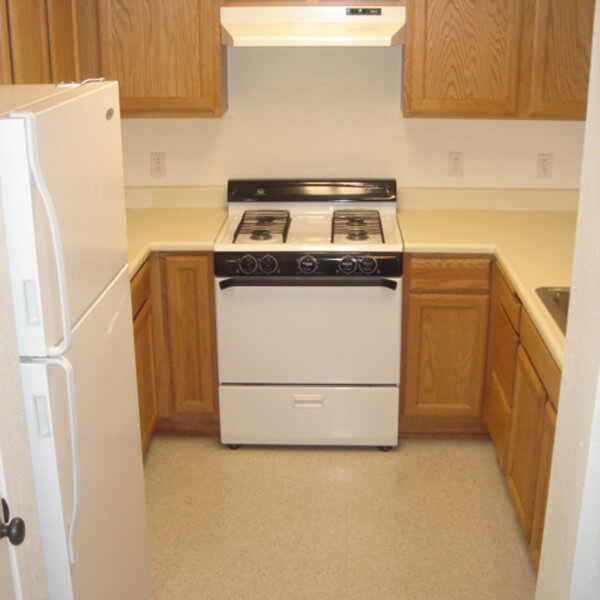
[0,518,25,546]
[0,498,25,546]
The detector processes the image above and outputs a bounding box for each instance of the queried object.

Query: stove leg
[228,444,242,450]
[378,446,392,452]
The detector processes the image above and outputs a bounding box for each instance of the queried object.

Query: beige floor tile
[144,437,536,600]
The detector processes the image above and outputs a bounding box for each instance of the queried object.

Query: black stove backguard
[227,179,397,203]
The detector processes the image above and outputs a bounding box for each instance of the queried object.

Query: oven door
[215,276,401,385]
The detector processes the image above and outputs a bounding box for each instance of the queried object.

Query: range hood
[220,6,406,47]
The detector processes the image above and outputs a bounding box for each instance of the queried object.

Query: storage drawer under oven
[215,277,402,385]
[219,385,399,446]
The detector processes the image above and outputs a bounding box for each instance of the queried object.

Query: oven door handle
[219,277,398,290]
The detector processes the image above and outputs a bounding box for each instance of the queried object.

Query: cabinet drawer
[497,264,521,331]
[520,310,561,409]
[131,260,151,318]
[409,257,491,293]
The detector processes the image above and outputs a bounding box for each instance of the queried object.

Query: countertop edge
[128,241,216,276]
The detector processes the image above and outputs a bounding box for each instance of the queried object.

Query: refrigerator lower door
[21,267,151,600]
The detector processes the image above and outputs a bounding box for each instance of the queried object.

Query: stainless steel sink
[536,287,570,334]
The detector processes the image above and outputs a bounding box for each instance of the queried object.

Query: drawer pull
[292,394,324,408]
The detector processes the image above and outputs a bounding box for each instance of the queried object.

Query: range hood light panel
[220,6,407,48]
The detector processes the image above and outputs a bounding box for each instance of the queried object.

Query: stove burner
[255,216,275,226]
[346,229,369,241]
[250,229,273,241]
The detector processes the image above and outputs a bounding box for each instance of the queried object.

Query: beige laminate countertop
[398,210,578,368]
[126,207,227,275]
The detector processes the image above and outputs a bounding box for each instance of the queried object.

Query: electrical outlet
[448,152,464,178]
[149,152,166,179]
[536,153,553,179]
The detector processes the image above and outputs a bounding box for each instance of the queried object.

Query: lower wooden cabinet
[404,293,490,419]
[400,255,492,434]
[156,253,219,435]
[131,260,159,453]
[484,264,521,472]
[486,370,513,472]
[164,255,218,416]
[505,346,547,542]
[133,297,159,452]
[131,253,220,440]
[529,400,557,569]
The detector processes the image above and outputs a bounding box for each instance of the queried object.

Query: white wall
[535,2,600,598]
[121,47,585,189]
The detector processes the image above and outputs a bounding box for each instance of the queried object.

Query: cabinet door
[491,304,519,405]
[98,0,224,116]
[506,346,546,542]
[0,0,11,83]
[404,0,523,116]
[529,400,556,570]
[527,0,595,118]
[486,370,512,472]
[133,299,159,453]
[404,293,489,418]
[45,0,81,82]
[164,255,218,416]
[5,0,51,83]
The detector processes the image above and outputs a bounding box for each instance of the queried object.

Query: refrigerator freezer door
[21,267,151,600]
[0,82,128,357]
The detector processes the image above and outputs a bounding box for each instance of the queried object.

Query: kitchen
[0,1,599,599]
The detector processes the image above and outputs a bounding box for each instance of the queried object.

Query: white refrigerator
[0,82,151,599]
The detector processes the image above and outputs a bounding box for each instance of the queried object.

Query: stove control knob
[339,255,357,275]
[239,254,258,275]
[298,255,318,274]
[359,256,378,275]
[259,254,278,275]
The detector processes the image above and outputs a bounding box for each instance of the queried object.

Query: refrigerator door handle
[9,111,72,356]
[31,356,81,564]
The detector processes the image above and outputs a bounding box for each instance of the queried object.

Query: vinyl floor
[144,436,536,600]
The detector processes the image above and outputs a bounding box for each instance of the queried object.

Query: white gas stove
[213,180,403,449]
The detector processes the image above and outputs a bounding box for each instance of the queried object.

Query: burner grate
[332,210,384,243]
[234,210,291,243]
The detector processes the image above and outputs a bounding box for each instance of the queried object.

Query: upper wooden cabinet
[1,0,85,84]
[4,0,51,83]
[404,0,524,116]
[0,0,12,83]
[97,0,226,117]
[525,0,595,118]
[404,0,595,119]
